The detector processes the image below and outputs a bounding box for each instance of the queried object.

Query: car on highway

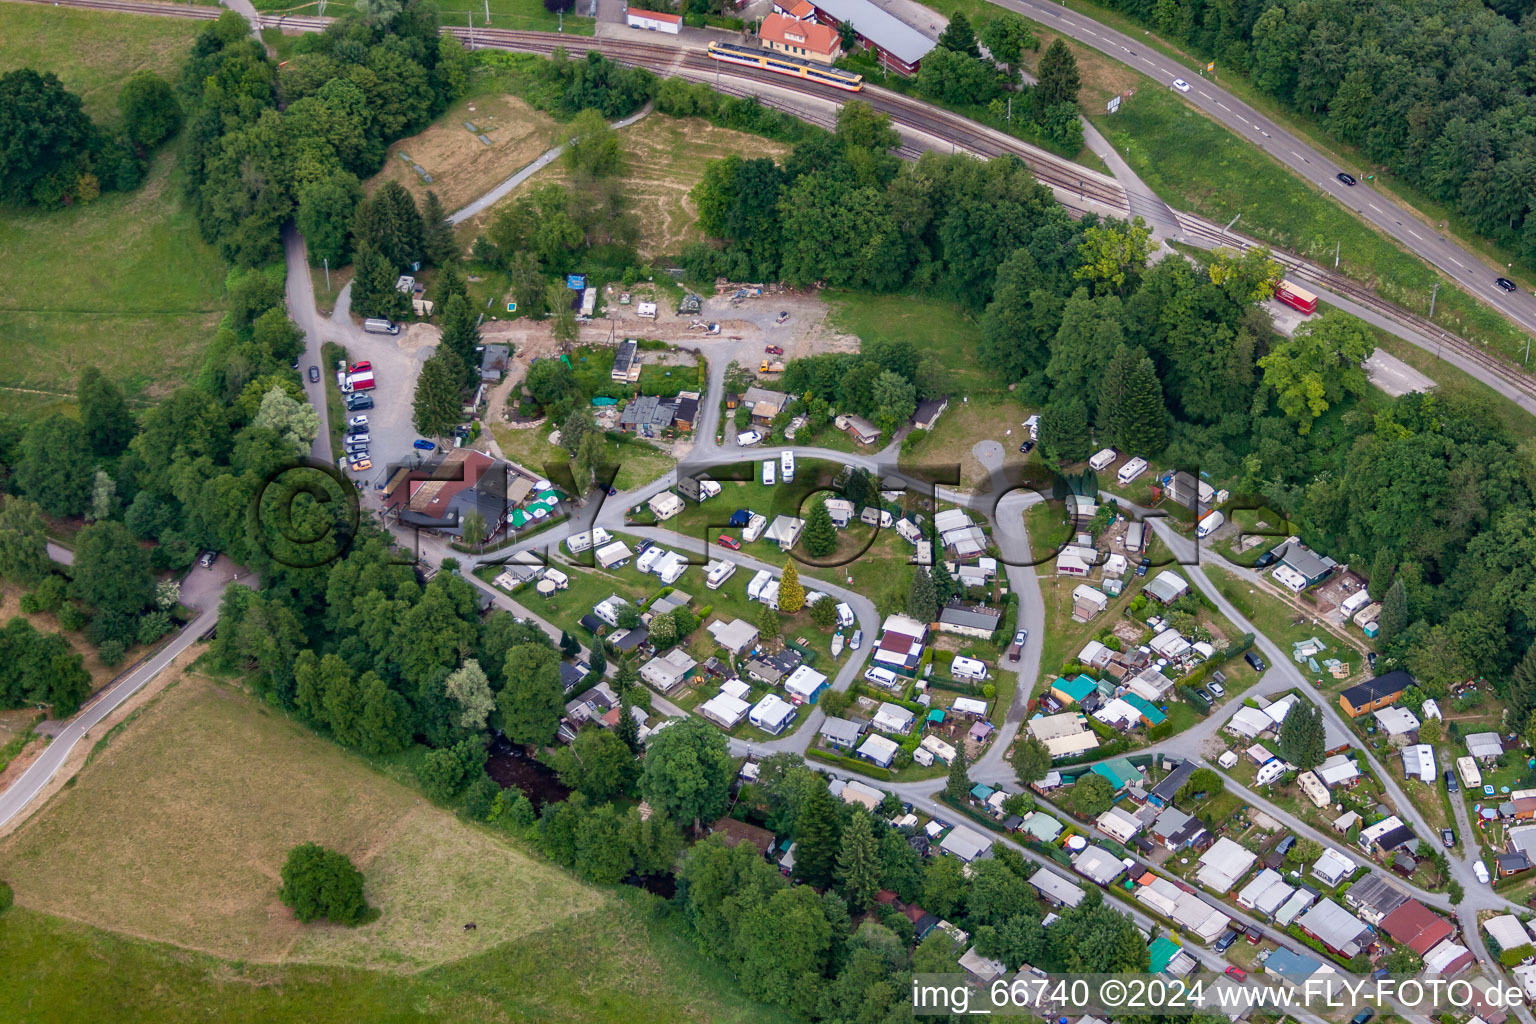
[1208,680,1226,697]
[1018,440,1035,454]
[1172,78,1190,92]
[718,535,741,550]
[1497,276,1518,293]
[346,394,373,411]
[849,629,863,650]
[1337,172,1357,186]
[198,550,218,569]
[1442,828,1456,847]
[351,458,372,473]
[348,414,369,427]
[1224,966,1247,982]
[1245,651,1267,672]
[308,366,320,383]
[413,439,436,451]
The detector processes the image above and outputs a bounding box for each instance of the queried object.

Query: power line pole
[323,257,330,291]
[1334,240,1340,268]
[1429,282,1438,319]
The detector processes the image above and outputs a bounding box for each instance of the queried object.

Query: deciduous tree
[279,843,371,926]
[444,659,495,732]
[498,643,564,746]
[640,716,733,827]
[1009,735,1052,784]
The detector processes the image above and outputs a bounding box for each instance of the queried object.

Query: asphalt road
[993,0,1536,337]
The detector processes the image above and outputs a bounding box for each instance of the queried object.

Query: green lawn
[826,291,994,396]
[0,900,789,1024]
[1087,85,1531,363]
[0,8,226,411]
[492,421,674,492]
[1208,567,1365,683]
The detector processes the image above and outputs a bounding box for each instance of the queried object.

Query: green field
[1087,84,1531,364]
[0,6,226,412]
[253,0,594,32]
[827,291,995,396]
[0,668,789,1024]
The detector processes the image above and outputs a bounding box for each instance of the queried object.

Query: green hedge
[807,748,894,780]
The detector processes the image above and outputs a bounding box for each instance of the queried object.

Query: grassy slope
[0,669,790,1024]
[0,6,225,409]
[253,0,596,33]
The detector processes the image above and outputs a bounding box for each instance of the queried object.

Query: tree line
[1095,0,1536,269]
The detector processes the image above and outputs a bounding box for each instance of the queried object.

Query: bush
[97,639,127,667]
[278,843,372,926]
[0,879,12,913]
[57,603,87,632]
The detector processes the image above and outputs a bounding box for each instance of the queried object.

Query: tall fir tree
[437,293,481,385]
[835,811,882,912]
[908,566,938,623]
[930,557,958,604]
[937,10,980,57]
[1033,38,1081,116]
[793,778,841,888]
[1119,350,1167,454]
[1276,701,1324,769]
[1507,643,1536,727]
[420,189,458,267]
[413,349,465,436]
[757,602,781,639]
[379,180,423,266]
[779,559,805,613]
[802,498,838,557]
[1379,578,1409,644]
[1097,343,1139,441]
[615,700,640,752]
[351,242,410,320]
[946,745,971,803]
[1040,397,1090,464]
[1368,549,1394,601]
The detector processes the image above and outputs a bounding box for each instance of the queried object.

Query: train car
[706,41,863,92]
[1274,279,1318,315]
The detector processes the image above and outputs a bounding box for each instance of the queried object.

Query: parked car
[1208,680,1226,697]
[1253,551,1278,568]
[308,366,320,383]
[1213,930,1238,953]
[1018,440,1035,454]
[347,432,371,444]
[1013,629,1028,647]
[736,430,762,447]
[198,550,218,569]
[413,439,436,451]
[1351,1009,1375,1024]
[1197,688,1214,702]
[849,629,863,650]
[1445,770,1459,794]
[1441,828,1456,848]
[764,345,783,355]
[718,535,741,550]
[634,539,654,555]
[775,311,789,324]
[1245,651,1267,672]
[346,394,374,411]
[1367,651,1378,671]
[1276,835,1296,856]
[1224,966,1247,982]
[348,414,369,427]
[1136,557,1151,576]
[347,451,369,465]
[350,360,371,373]
[1336,172,1357,185]
[1497,277,1518,293]
[1172,78,1191,92]
[350,458,372,473]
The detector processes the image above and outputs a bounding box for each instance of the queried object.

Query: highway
[991,0,1536,338]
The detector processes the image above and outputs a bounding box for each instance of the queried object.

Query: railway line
[13,0,1536,400]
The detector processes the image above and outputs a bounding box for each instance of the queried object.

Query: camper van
[746,569,773,602]
[1088,448,1118,472]
[706,559,737,590]
[566,531,594,554]
[1197,511,1225,539]
[835,602,855,628]
[636,547,665,575]
[362,318,399,335]
[1118,457,1148,484]
[742,513,768,544]
[780,450,795,483]
[864,666,900,690]
[762,459,776,486]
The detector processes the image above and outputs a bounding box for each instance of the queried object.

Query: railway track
[14,0,1536,399]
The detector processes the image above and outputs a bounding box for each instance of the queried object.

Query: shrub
[278,843,371,926]
[0,880,12,913]
[97,639,127,667]
[57,603,87,632]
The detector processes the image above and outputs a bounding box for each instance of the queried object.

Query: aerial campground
[8,0,1536,1022]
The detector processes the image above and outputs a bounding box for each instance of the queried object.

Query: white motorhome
[1023,414,1040,440]
[1118,458,1148,485]
[706,559,737,590]
[835,602,855,628]
[762,459,776,486]
[746,569,773,602]
[780,450,795,482]
[636,547,666,575]
[742,513,768,544]
[1089,448,1118,472]
[655,551,687,584]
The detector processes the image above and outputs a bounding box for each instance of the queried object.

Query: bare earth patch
[0,672,602,971]
[369,94,559,212]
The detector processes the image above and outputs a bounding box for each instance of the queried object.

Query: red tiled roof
[1379,899,1454,955]
[758,12,840,56]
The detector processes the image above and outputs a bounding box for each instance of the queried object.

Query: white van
[1197,511,1225,539]
[1118,457,1149,484]
[762,459,776,486]
[736,429,762,447]
[780,450,795,482]
[865,666,900,690]
[1089,448,1118,472]
[362,318,399,335]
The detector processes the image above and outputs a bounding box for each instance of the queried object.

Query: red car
[351,360,371,373]
[764,345,783,355]
[718,535,741,550]
[1224,966,1247,982]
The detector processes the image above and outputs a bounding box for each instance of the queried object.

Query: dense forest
[1099,0,1536,266]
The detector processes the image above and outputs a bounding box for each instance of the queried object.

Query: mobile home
[706,559,737,590]
[763,459,776,486]
[780,450,795,482]
[1118,458,1148,485]
[1089,448,1118,472]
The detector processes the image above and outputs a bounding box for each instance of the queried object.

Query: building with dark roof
[936,602,1002,639]
[804,0,935,74]
[1148,759,1197,808]
[1339,670,1412,717]
[912,396,948,431]
[612,338,640,382]
[617,395,676,433]
[1273,538,1338,586]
